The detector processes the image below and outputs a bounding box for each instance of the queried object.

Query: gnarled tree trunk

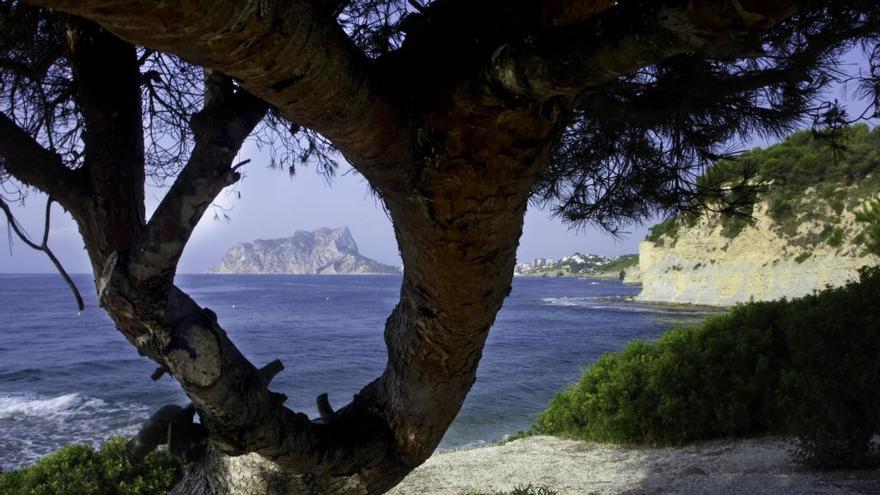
[101,117,554,493]
[1,1,821,493]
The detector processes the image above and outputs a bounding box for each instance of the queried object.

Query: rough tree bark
[4,1,810,494]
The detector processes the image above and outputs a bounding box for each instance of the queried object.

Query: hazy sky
[0,50,873,274]
[0,142,653,274]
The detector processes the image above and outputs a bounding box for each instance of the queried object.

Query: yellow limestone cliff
[636,194,878,306]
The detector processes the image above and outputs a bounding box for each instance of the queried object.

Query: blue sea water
[0,274,715,470]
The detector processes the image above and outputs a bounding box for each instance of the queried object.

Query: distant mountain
[207,227,399,275]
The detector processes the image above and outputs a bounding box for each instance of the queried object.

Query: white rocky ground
[636,199,878,307]
[389,436,880,495]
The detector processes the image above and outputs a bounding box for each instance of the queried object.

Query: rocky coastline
[636,199,877,306]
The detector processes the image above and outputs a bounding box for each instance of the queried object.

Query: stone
[207,227,399,275]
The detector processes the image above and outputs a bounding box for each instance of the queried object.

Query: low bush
[720,216,750,239]
[0,436,182,495]
[537,302,786,445]
[646,219,680,246]
[537,268,880,468]
[777,268,880,468]
[856,197,880,256]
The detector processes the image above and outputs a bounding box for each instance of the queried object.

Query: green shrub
[855,197,880,256]
[646,219,680,246]
[0,437,182,495]
[776,268,880,468]
[599,254,639,273]
[826,226,845,248]
[537,268,880,468]
[720,216,749,238]
[537,303,786,445]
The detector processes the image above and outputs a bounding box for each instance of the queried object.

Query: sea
[0,273,716,471]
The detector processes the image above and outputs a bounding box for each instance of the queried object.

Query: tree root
[126,402,209,465]
[316,393,336,422]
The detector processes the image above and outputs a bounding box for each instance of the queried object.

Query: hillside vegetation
[648,124,880,248]
[537,267,880,469]
[523,253,638,278]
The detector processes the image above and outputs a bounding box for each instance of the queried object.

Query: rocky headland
[637,126,880,306]
[207,227,399,275]
[637,199,877,306]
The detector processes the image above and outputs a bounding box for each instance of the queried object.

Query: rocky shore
[389,436,880,495]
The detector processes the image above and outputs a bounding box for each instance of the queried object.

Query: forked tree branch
[0,111,87,209]
[64,18,148,260]
[576,64,812,126]
[486,0,800,100]
[127,79,268,287]
[0,196,85,311]
[29,0,408,167]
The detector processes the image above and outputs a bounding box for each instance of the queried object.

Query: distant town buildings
[532,257,554,268]
[515,262,534,274]
[515,252,634,276]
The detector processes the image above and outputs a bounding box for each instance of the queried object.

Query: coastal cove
[0,274,713,471]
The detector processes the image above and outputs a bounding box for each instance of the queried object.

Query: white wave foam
[541,296,714,316]
[0,393,107,419]
[541,296,604,307]
[0,392,150,470]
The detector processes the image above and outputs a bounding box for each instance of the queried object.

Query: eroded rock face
[637,199,878,306]
[622,264,642,284]
[207,227,399,275]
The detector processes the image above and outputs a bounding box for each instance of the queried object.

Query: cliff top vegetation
[647,124,880,248]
